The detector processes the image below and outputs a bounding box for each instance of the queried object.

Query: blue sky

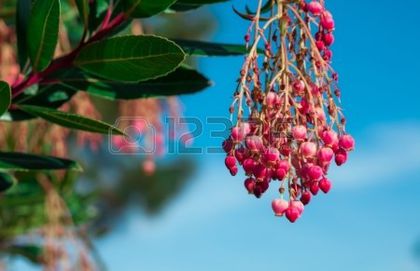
[12,0,420,270]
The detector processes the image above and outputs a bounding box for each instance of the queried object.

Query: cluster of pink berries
[225,0,354,222]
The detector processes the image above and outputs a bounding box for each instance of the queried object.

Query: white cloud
[331,122,420,188]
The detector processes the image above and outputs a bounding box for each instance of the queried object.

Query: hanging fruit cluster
[224,0,355,223]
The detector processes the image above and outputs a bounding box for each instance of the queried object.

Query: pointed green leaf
[124,0,176,17]
[0,152,82,171]
[46,66,211,100]
[74,35,185,82]
[0,172,17,192]
[75,0,90,30]
[16,0,32,69]
[27,0,60,71]
[173,39,250,56]
[0,81,11,116]
[19,105,126,136]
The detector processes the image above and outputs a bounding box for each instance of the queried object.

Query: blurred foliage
[0,0,219,268]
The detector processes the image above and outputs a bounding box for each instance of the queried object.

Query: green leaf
[0,152,82,171]
[74,35,186,82]
[0,172,17,192]
[173,39,250,56]
[75,0,89,30]
[46,66,211,100]
[18,105,126,136]
[4,84,77,121]
[88,0,109,33]
[0,81,11,116]
[27,0,61,71]
[170,0,228,11]
[16,0,32,69]
[124,0,176,17]
[3,245,43,264]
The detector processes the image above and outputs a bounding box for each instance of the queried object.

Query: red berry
[316,40,325,51]
[285,207,301,223]
[310,181,320,195]
[253,164,267,180]
[335,149,348,166]
[323,32,335,46]
[264,147,280,166]
[225,155,236,170]
[301,191,312,205]
[222,138,233,153]
[230,166,238,176]
[319,178,332,193]
[244,178,256,194]
[243,158,255,175]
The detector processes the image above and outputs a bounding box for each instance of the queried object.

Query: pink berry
[277,160,290,172]
[225,155,236,170]
[307,1,324,16]
[290,200,305,214]
[264,147,280,166]
[319,178,332,193]
[292,125,307,141]
[335,149,348,166]
[243,158,256,175]
[308,165,323,181]
[245,136,263,152]
[321,130,338,146]
[253,164,267,180]
[301,142,317,157]
[231,127,244,142]
[231,123,251,142]
[234,147,247,164]
[293,80,305,93]
[310,181,320,195]
[230,166,238,176]
[339,134,355,151]
[321,11,335,31]
[241,122,251,135]
[316,40,325,51]
[244,178,256,194]
[275,168,287,180]
[266,92,278,107]
[318,147,334,163]
[301,191,312,205]
[323,32,335,46]
[222,138,233,153]
[323,49,333,61]
[272,199,289,216]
